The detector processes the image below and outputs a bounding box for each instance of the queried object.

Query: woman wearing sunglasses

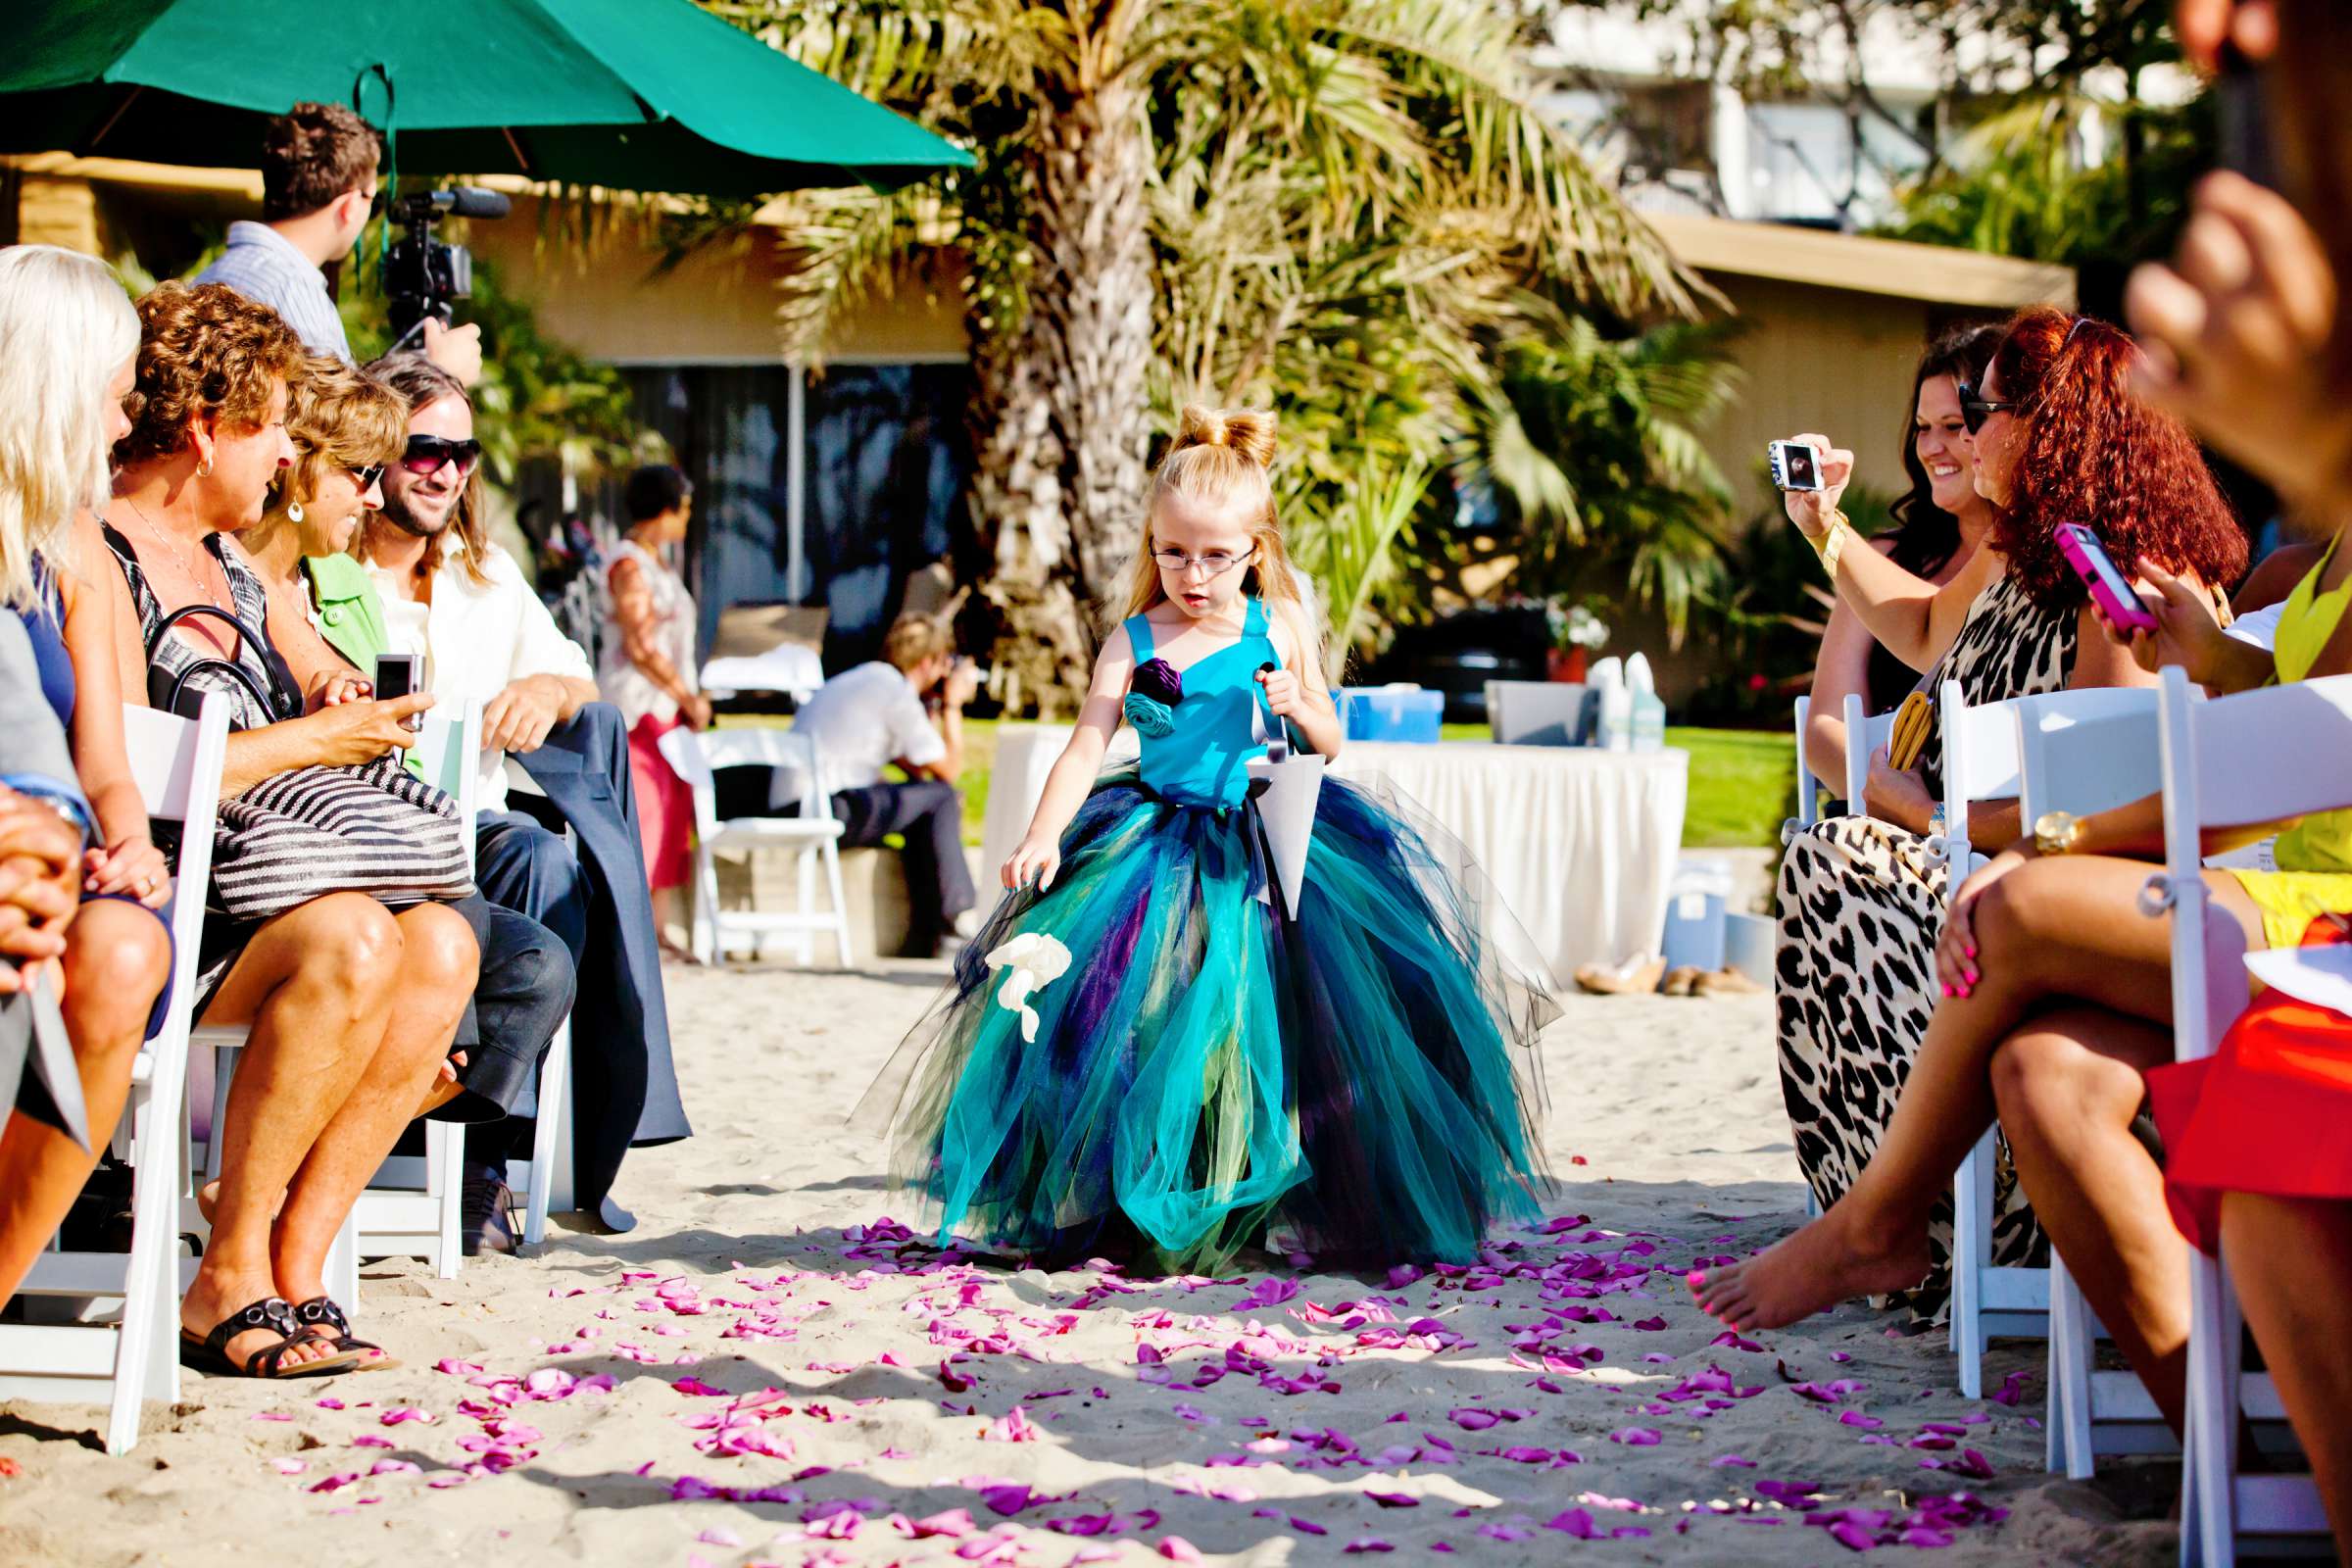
[1747,305,2247,1325]
[245,357,576,1154]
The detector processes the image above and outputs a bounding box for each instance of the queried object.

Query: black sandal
[290,1297,399,1371]
[178,1297,364,1379]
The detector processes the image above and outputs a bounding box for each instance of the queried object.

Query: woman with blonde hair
[0,244,176,1308]
[862,405,1552,1273]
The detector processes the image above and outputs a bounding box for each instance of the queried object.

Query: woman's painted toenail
[1686,1269,1705,1289]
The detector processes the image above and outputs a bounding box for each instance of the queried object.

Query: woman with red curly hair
[1722,306,2247,1329]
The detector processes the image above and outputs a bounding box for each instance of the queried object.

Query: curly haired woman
[1734,306,2247,1323]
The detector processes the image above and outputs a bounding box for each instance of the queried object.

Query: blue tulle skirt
[858,766,1554,1273]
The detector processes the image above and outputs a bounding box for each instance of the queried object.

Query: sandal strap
[203,1297,300,1360]
[292,1297,353,1337]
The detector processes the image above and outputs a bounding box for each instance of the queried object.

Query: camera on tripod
[382,185,512,343]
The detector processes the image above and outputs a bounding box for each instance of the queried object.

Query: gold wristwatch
[2033,809,2083,856]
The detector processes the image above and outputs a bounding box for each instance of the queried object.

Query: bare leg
[179,894,403,1372]
[270,902,476,1311]
[2221,1193,2352,1556]
[1994,1007,2188,1433]
[0,902,171,1304]
[1694,855,2263,1330]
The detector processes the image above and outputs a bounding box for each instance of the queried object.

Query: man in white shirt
[775,613,979,957]
[365,355,690,1241]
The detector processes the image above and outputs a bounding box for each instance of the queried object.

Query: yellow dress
[2230,536,2352,948]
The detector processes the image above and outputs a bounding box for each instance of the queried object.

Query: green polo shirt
[302,552,420,777]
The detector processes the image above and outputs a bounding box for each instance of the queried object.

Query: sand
[0,963,2178,1566]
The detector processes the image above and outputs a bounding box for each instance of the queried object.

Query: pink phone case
[2056,524,2158,632]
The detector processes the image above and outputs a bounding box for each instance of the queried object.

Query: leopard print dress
[1776,570,2078,1320]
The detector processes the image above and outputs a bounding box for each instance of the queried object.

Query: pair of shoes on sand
[1664,964,1762,997]
[1571,952,1760,997]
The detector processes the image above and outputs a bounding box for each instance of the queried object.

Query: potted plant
[1547,598,1610,682]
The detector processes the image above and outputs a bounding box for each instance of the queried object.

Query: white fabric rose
[985,932,1073,1043]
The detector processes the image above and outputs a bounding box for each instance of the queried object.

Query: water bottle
[1626,653,1665,753]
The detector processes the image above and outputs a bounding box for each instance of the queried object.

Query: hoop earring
[196,458,213,479]
[286,501,304,524]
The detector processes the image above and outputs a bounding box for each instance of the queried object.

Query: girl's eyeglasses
[401,435,482,475]
[1152,546,1255,577]
[1954,380,2017,436]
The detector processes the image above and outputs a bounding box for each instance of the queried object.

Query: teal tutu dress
[859,597,1554,1272]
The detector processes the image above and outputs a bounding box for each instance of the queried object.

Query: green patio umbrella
[0,0,969,196]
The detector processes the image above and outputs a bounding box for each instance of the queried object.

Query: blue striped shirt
[192,221,353,362]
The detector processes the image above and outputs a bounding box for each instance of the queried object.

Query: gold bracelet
[1808,510,1851,579]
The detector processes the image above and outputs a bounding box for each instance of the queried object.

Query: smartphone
[2055,523,2160,633]
[1768,440,1823,492]
[373,652,423,729]
[2215,40,2277,189]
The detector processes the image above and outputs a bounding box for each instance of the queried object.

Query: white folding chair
[1838,692,1897,813]
[1786,695,1821,841]
[0,695,229,1453]
[2150,664,2338,1564]
[2010,690,2181,1476]
[198,703,483,1296]
[660,726,854,967]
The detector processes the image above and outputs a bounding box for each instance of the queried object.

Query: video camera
[382,185,511,344]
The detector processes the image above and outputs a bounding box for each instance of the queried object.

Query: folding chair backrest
[408,701,483,861]
[2016,688,2162,823]
[1839,693,1897,809]
[120,696,230,1023]
[2158,665,2352,1062]
[658,726,834,847]
[1791,696,1820,833]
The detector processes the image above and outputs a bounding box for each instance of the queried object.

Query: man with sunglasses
[355,355,691,1243]
[196,102,480,385]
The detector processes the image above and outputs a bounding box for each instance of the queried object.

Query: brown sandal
[179,1297,365,1379]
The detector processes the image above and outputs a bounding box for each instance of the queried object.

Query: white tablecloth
[981,728,1689,981]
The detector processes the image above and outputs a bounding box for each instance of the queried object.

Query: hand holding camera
[944,657,983,708]
[1769,434,1854,539]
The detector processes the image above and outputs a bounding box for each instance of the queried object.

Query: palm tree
[708,0,1701,710]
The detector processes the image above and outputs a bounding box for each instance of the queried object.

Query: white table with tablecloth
[978,726,1689,982]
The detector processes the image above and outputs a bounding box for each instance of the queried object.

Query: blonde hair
[1116,404,1323,666]
[0,245,139,608]
[264,355,408,538]
[882,611,954,673]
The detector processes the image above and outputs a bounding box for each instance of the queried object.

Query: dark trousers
[471,809,592,1160]
[833,781,976,950]
[439,896,576,1125]
[714,769,974,953]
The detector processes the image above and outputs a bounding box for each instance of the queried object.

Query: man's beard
[379,488,455,540]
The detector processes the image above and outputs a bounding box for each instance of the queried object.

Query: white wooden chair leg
[693,847,719,966]
[2182,1249,2235,1567]
[519,1020,569,1244]
[326,1213,360,1307]
[106,1076,181,1455]
[793,849,816,965]
[822,838,854,967]
[205,1044,241,1183]
[426,1120,464,1280]
[1953,1133,1994,1399]
[546,1038,576,1218]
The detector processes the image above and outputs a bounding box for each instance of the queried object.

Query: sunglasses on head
[401,435,481,475]
[1954,380,2018,437]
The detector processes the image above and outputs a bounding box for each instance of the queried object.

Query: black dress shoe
[461,1176,518,1257]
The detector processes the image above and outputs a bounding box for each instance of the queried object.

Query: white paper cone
[1247,751,1325,920]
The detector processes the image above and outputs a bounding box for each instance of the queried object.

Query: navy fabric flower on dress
[1125,657,1185,737]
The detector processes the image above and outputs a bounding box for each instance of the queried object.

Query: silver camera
[1768,439,1824,493]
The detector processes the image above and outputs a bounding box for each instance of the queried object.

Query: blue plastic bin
[1339,685,1444,744]
[1660,856,1736,973]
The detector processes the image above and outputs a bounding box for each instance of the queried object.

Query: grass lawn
[725,714,1792,850]
[931,718,1790,851]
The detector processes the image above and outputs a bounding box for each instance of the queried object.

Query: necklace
[121,496,224,612]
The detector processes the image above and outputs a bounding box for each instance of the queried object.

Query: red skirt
[2147,915,2352,1254]
[626,711,694,892]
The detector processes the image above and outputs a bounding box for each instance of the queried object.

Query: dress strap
[1126,612,1156,666]
[1243,596,1268,638]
